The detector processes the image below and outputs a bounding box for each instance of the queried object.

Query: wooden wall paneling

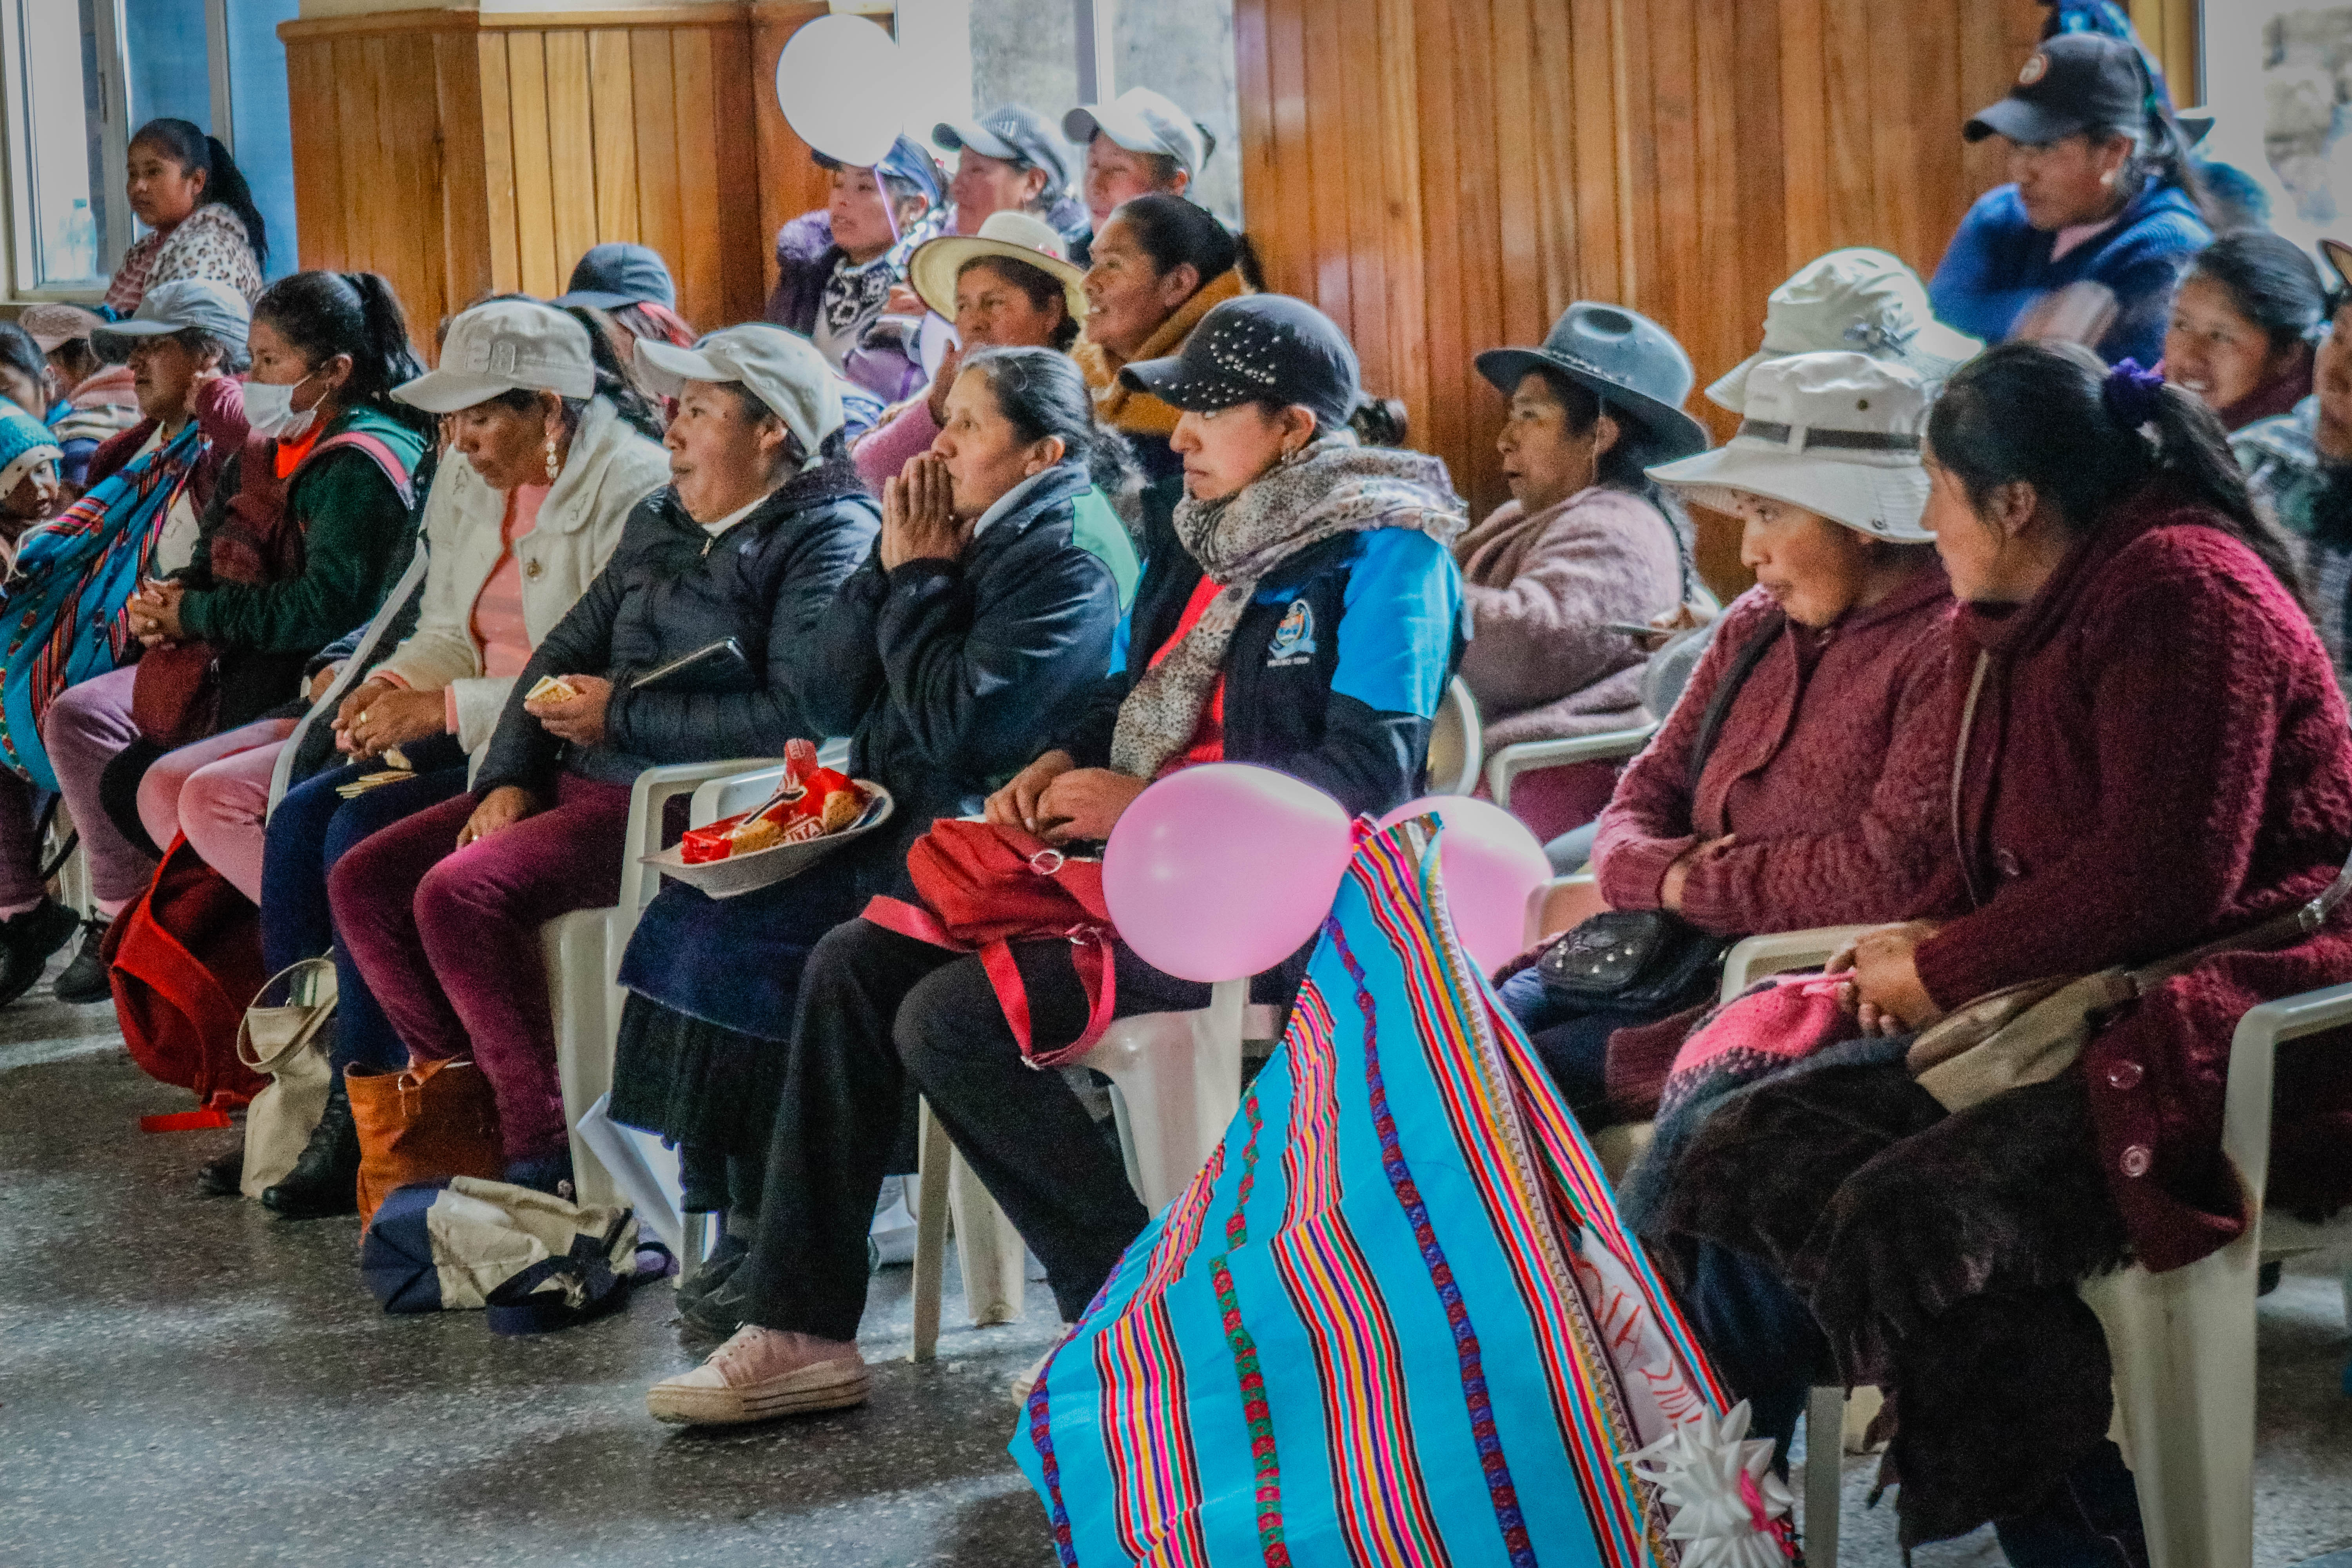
[709,18,764,327]
[1728,0,1784,361]
[1819,0,1874,245]
[1370,0,1429,433]
[332,36,385,288]
[752,5,838,307]
[668,28,727,328]
[1452,0,1510,506]
[282,40,346,271]
[505,33,562,298]
[383,31,447,344]
[543,31,599,282]
[1296,0,1349,327]
[1776,0,1829,274]
[588,30,641,245]
[628,29,684,308]
[1688,0,1744,391]
[1613,0,1662,339]
[1642,0,1700,372]
[1523,0,1579,317]
[1263,0,1312,299]
[1565,0,1626,304]
[436,29,495,331]
[475,31,524,297]
[1401,0,1468,504]
[1488,0,1543,354]
[1331,0,1387,383]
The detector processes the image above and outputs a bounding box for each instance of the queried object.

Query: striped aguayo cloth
[1016,822,1784,1566]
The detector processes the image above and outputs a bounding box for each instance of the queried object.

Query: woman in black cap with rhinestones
[646,294,1471,1428]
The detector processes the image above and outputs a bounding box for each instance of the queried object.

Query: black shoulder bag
[1534,612,1784,1012]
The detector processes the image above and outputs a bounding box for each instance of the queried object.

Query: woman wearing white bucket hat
[1708,247,1982,414]
[1497,352,1958,1130]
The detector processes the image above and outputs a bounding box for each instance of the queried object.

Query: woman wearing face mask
[1455,303,1706,839]
[2161,229,2325,432]
[331,325,877,1198]
[853,211,1140,606]
[194,297,668,1214]
[105,118,269,316]
[1496,354,1957,1131]
[1646,345,2352,1562]
[608,347,1130,1288]
[645,296,1467,1426]
[0,280,249,1006]
[38,271,435,1006]
[1929,33,2212,367]
[1073,192,1249,532]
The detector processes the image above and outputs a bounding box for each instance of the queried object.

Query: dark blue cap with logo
[556,242,677,310]
[1120,295,1362,435]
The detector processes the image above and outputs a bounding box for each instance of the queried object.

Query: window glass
[9,0,109,287]
[123,0,209,135]
[1111,0,1241,224]
[967,0,1082,145]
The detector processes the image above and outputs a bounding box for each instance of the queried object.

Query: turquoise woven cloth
[1017,822,1786,1566]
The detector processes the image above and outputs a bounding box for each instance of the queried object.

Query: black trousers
[738,918,1217,1341]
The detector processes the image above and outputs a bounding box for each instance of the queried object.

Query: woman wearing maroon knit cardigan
[1642,343,2352,1561]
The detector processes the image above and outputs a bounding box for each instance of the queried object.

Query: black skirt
[610,993,792,1158]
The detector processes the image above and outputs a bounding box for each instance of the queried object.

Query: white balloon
[775,16,904,168]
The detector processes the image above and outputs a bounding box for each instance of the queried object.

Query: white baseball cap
[1649,353,1934,544]
[1707,248,1981,413]
[394,299,596,413]
[636,324,843,464]
[909,211,1087,325]
[1063,88,1208,180]
[93,278,252,354]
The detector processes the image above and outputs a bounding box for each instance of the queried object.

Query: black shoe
[51,917,114,1005]
[0,898,80,1008]
[262,1073,359,1220]
[503,1151,575,1200]
[678,1233,749,1308]
[195,1142,246,1197]
[679,1276,749,1340]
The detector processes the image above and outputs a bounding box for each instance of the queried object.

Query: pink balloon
[1105,764,1354,982]
[1376,795,1553,973]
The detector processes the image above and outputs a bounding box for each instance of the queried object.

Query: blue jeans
[258,733,469,1073]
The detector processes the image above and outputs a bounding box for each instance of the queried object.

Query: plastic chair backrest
[1425,676,1484,796]
[1638,618,1721,721]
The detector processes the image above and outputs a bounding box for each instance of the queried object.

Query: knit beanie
[0,405,62,501]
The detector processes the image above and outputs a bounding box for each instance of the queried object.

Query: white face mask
[244,371,318,441]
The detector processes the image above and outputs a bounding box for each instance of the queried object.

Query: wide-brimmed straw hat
[908,211,1087,325]
[1474,303,1708,462]
[1708,248,1981,412]
[1648,353,1933,543]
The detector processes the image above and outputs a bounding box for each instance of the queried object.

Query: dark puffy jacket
[806,461,1120,891]
[1058,505,1467,818]
[476,458,879,796]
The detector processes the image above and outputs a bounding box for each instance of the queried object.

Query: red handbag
[862,819,1119,1068]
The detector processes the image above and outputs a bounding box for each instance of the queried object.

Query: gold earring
[544,434,561,482]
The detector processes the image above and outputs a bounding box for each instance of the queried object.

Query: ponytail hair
[959,345,1139,499]
[254,270,430,434]
[1927,341,2303,602]
[130,118,269,266]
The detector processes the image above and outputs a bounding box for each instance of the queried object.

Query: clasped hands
[983,750,1147,846]
[126,577,187,647]
[880,453,970,571]
[1825,919,1946,1037]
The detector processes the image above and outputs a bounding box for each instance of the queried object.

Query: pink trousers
[137,720,297,904]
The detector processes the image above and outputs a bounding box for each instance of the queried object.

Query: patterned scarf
[1109,435,1465,780]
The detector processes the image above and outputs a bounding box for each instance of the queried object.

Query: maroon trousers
[330,773,631,1164]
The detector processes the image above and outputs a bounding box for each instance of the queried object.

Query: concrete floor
[4,960,2349,1567]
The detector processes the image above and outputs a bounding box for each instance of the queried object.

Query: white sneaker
[647,1326,869,1426]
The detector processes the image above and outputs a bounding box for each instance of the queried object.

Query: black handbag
[1536,613,1782,1011]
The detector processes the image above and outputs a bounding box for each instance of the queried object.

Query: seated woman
[1455,301,1704,839]
[104,118,269,314]
[1501,353,1956,1128]
[1708,247,1981,413]
[1930,33,2211,367]
[2238,242,2352,683]
[766,136,945,403]
[855,211,1139,606]
[0,279,248,1006]
[644,294,1466,1425]
[1643,345,2352,1560]
[1072,192,1248,531]
[608,345,1131,1271]
[221,298,669,1216]
[331,324,877,1195]
[2161,228,2323,432]
[22,305,140,495]
[42,273,433,1005]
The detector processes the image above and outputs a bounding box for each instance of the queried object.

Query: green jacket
[178,405,427,655]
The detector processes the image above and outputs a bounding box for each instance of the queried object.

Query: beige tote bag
[234,957,338,1198]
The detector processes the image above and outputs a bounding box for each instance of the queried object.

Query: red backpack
[103,833,268,1109]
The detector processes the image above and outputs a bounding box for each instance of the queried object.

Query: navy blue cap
[556,242,677,311]
[1120,295,1362,435]
[817,134,943,209]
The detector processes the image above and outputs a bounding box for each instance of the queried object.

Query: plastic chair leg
[949,1151,1024,1327]
[1804,1385,1844,1568]
[910,1099,951,1363]
[2082,1254,2260,1568]
[544,909,621,1207]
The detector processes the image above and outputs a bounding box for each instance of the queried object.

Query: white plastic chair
[1486,724,1657,813]
[1425,676,1485,797]
[42,799,91,918]
[1702,928,2352,1568]
[544,757,778,1274]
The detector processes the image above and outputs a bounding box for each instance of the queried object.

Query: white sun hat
[908,210,1087,326]
[1648,352,1934,544]
[1707,247,1981,414]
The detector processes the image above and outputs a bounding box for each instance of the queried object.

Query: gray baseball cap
[394,298,598,413]
[93,278,251,356]
[1063,88,1209,180]
[935,105,1073,195]
[636,323,843,463]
